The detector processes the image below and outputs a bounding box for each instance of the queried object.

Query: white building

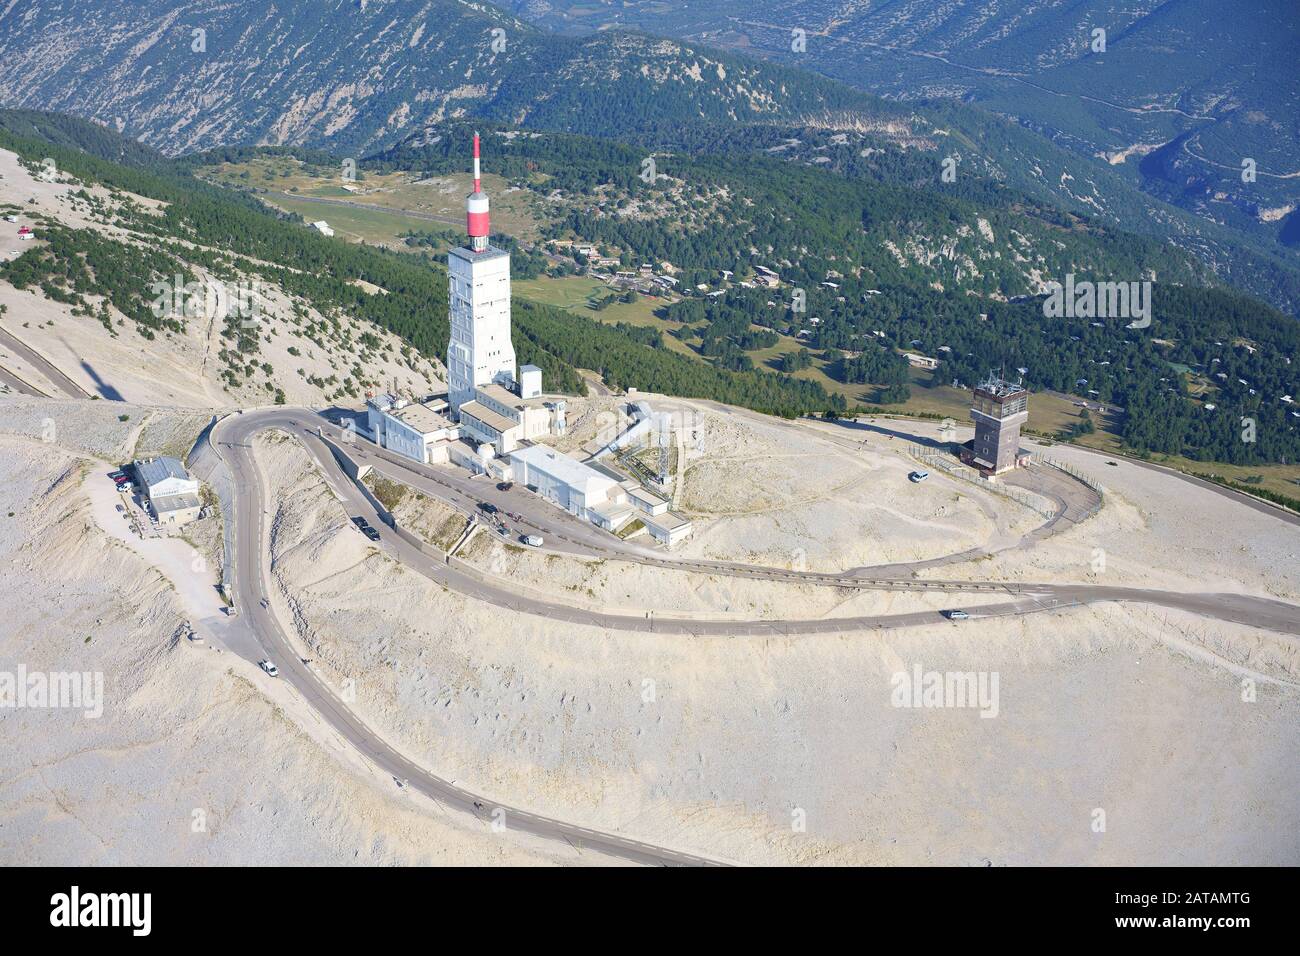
[627,486,669,517]
[447,245,516,412]
[310,221,334,237]
[627,484,693,545]
[902,351,939,370]
[509,444,629,524]
[643,510,694,547]
[457,379,559,455]
[444,135,564,454]
[505,442,694,545]
[447,133,518,415]
[366,394,459,464]
[133,456,202,526]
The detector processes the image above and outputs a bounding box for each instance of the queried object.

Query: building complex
[362,134,692,547]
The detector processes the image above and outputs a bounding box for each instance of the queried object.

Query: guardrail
[1036,455,1104,521]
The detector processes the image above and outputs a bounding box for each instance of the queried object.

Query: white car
[523,534,544,547]
[259,660,279,677]
[908,470,930,483]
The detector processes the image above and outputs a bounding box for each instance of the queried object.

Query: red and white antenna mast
[473,131,482,193]
[466,131,490,252]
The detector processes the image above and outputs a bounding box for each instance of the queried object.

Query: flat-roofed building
[518,365,543,399]
[508,444,628,521]
[152,493,202,526]
[643,510,694,548]
[628,486,669,517]
[366,393,460,464]
[133,457,202,527]
[589,499,638,533]
[964,376,1030,476]
[901,351,939,370]
[458,399,524,454]
[458,380,558,455]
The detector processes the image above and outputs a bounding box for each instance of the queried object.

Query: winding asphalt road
[209,406,1300,866]
[214,413,727,866]
[0,325,91,399]
[228,408,1300,634]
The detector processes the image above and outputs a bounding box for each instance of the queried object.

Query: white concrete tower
[447,132,517,415]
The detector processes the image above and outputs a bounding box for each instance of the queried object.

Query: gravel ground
[0,435,574,865]
[543,395,1036,571]
[260,435,1300,865]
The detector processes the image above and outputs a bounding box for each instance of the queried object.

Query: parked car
[523,534,544,548]
[351,516,370,529]
[478,502,498,515]
[362,526,381,541]
[258,660,279,677]
[942,609,970,621]
[496,481,514,492]
[259,597,269,609]
[908,470,930,483]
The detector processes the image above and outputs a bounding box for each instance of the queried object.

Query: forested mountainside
[514,0,1300,258]
[0,2,1297,315]
[5,110,1299,465]
[0,113,842,417]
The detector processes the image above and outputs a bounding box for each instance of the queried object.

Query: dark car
[477,502,499,515]
[496,481,514,492]
[362,526,381,542]
[351,516,370,529]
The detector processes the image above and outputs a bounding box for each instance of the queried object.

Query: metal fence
[1037,455,1105,521]
[906,444,1056,518]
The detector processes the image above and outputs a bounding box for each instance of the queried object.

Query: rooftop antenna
[473,131,481,194]
[466,131,490,252]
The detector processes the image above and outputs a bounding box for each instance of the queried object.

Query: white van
[523,534,543,548]
[908,470,930,483]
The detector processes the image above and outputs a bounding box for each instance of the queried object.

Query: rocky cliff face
[0,0,873,155]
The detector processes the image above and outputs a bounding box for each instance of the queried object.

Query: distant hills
[508,0,1300,296]
[0,0,1296,317]
[0,0,872,155]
